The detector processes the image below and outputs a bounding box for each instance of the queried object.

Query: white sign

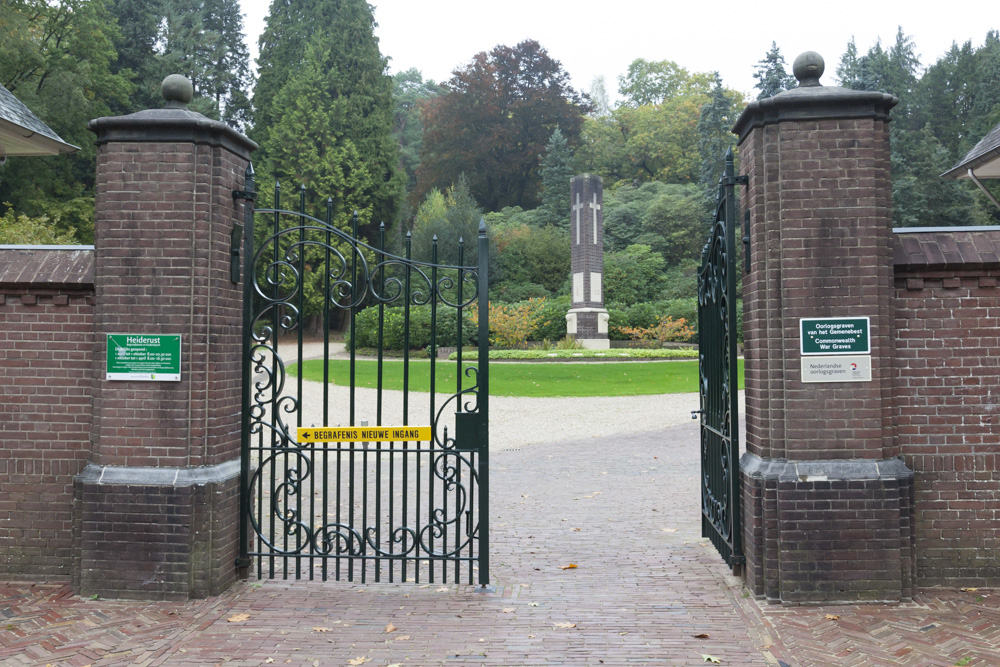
[800,355,872,383]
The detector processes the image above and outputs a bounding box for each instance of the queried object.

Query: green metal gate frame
[696,149,744,573]
[234,166,489,586]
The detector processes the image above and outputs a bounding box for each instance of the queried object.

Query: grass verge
[293,358,745,398]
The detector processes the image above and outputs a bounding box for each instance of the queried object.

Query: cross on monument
[591,193,601,245]
[572,192,583,245]
[565,174,609,349]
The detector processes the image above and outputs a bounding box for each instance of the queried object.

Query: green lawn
[293,358,745,398]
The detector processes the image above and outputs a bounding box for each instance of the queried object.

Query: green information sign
[106,334,182,381]
[800,317,870,355]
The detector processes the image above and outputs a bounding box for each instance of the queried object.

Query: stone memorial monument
[565,174,609,349]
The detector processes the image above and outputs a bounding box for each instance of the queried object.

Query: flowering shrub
[614,315,695,345]
[469,298,550,349]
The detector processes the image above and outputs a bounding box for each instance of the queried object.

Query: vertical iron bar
[449,237,464,583]
[237,163,256,577]
[428,237,438,583]
[477,219,490,587]
[348,211,359,581]
[296,185,305,580]
[725,151,743,573]
[271,179,281,580]
[322,197,332,581]
[402,231,412,583]
[375,223,386,582]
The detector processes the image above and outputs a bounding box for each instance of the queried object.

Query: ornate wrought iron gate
[234,167,489,586]
[696,149,744,573]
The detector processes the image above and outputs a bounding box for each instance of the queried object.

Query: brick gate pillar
[733,53,915,602]
[73,76,256,599]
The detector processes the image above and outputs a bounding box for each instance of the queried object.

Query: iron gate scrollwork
[235,165,489,586]
[696,149,744,573]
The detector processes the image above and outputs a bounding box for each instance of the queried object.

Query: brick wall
[893,228,1000,586]
[0,247,95,579]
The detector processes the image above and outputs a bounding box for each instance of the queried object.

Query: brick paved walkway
[2,422,999,666]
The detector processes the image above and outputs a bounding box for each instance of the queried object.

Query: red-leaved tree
[415,40,590,212]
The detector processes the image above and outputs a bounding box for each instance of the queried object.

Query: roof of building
[941,121,1000,180]
[0,83,78,157]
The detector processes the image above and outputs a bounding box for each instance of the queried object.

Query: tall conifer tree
[539,127,573,228]
[259,0,402,234]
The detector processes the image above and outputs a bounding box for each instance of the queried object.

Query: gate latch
[454,411,485,451]
[691,410,703,420]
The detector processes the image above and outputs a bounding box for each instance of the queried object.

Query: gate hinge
[232,189,257,201]
[727,174,749,186]
[235,556,252,568]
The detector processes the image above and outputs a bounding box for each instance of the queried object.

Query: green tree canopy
[409,174,487,268]
[618,59,715,107]
[260,0,402,235]
[392,68,442,193]
[0,0,131,243]
[604,244,667,305]
[416,39,590,212]
[538,127,574,228]
[753,42,797,99]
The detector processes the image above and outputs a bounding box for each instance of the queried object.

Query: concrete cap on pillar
[792,51,824,87]
[86,74,257,158]
[731,51,898,144]
[161,74,194,109]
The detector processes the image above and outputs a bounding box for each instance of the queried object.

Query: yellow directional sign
[297,426,432,443]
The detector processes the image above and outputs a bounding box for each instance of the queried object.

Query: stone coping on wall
[741,453,914,482]
[75,459,241,486]
[892,226,1000,270]
[0,245,94,288]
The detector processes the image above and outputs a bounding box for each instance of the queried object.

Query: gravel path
[273,339,743,451]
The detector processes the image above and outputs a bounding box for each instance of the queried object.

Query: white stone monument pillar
[565,174,609,349]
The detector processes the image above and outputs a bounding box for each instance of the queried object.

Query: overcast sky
[238,1,997,100]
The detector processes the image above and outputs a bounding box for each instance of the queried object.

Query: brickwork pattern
[737,100,910,602]
[742,466,914,603]
[4,425,1000,666]
[74,115,252,599]
[741,118,896,462]
[90,141,244,469]
[72,474,240,600]
[0,288,95,578]
[894,266,1000,586]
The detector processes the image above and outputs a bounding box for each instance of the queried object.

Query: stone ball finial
[161,74,194,108]
[792,52,825,87]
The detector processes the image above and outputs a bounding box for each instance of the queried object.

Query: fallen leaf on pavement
[824,614,840,620]
[528,602,540,607]
[961,587,979,592]
[553,622,577,629]
[394,635,410,641]
[227,613,251,623]
[436,587,448,592]
[502,608,515,613]
[312,627,331,633]
[702,655,721,664]
[385,623,397,633]
[265,659,274,664]
[347,658,370,666]
[694,633,710,639]
[560,564,578,570]
[661,528,678,533]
